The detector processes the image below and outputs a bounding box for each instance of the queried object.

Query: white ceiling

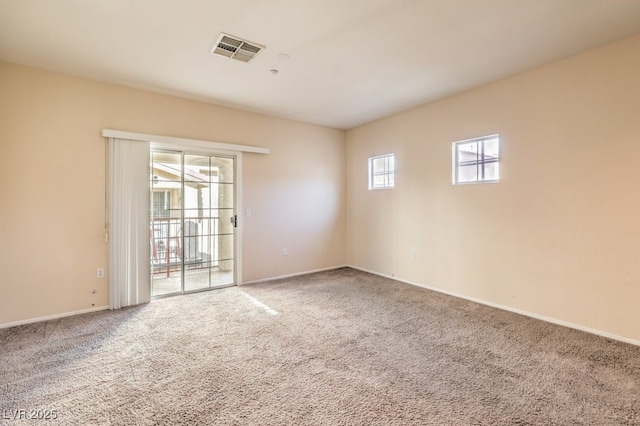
[1,0,640,129]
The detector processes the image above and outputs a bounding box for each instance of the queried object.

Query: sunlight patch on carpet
[241,291,279,315]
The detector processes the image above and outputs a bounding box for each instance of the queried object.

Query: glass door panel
[211,157,234,288]
[150,151,183,296]
[184,154,211,292]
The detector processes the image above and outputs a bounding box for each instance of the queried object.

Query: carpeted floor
[1,267,639,425]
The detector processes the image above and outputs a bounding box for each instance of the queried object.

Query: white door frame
[151,143,243,288]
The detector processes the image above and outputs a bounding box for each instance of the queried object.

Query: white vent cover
[211,33,264,62]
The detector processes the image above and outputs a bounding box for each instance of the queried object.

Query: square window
[368,154,395,190]
[453,135,500,184]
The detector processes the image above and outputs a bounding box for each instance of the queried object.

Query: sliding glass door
[150,150,236,297]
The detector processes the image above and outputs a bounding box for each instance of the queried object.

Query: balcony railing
[151,217,219,277]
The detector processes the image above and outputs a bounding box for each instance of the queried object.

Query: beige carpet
[1,268,639,425]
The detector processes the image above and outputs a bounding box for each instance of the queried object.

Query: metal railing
[151,217,219,277]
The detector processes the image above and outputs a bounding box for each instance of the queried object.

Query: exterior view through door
[150,150,236,297]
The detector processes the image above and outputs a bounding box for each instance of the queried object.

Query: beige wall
[346,34,640,342]
[0,62,346,325]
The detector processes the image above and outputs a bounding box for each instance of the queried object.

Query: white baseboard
[241,265,348,285]
[349,265,640,348]
[0,305,110,330]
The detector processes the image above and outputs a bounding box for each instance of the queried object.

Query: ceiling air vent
[212,33,264,63]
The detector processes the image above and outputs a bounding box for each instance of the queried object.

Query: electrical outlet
[97,268,104,279]
[410,250,416,260]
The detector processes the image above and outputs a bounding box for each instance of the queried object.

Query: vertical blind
[107,138,150,309]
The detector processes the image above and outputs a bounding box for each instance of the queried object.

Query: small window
[368,153,395,190]
[453,135,500,184]
[152,190,170,218]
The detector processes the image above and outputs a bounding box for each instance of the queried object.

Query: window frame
[452,134,500,185]
[368,153,395,190]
